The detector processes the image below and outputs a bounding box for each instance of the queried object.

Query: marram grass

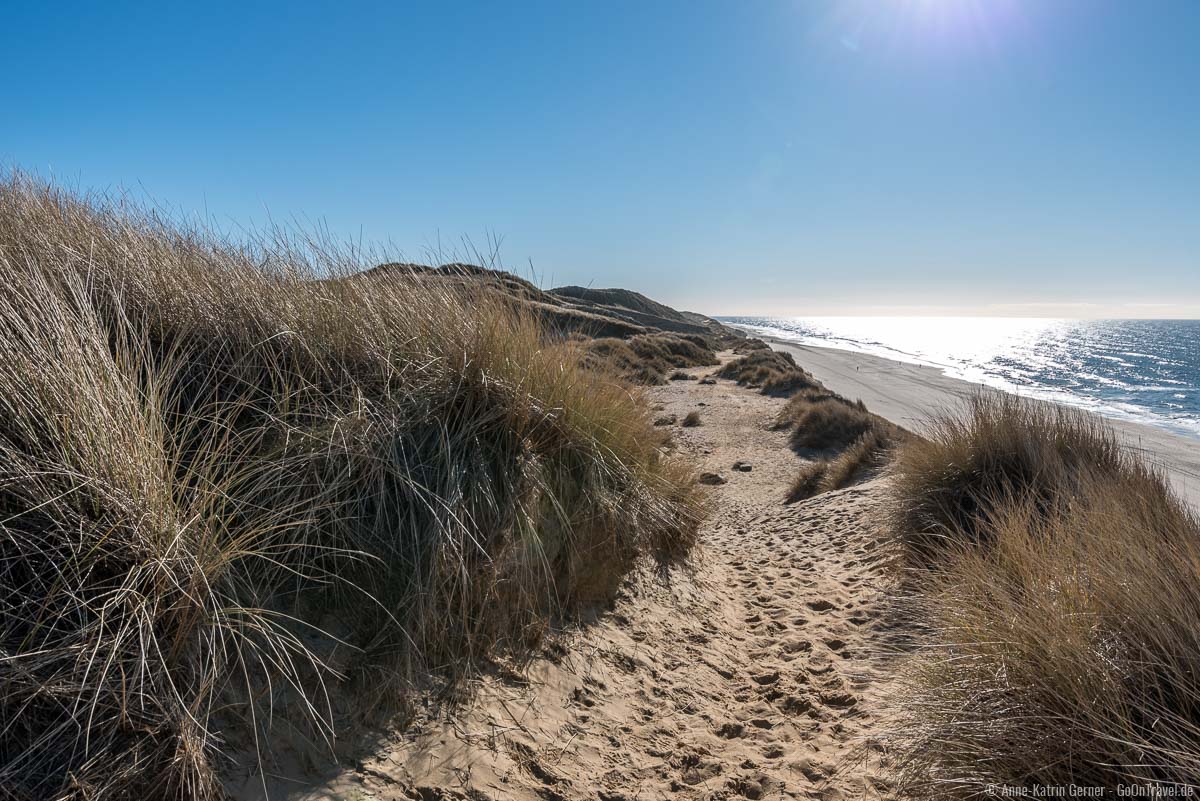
[887,395,1200,794]
[0,173,701,799]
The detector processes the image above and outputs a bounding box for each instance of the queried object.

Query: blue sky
[3,1,1198,316]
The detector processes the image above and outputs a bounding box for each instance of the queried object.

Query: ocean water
[719,317,1200,439]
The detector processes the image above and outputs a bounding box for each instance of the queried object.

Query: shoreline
[724,323,1200,442]
[759,334,1200,508]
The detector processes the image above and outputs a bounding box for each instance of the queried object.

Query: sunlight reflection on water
[719,316,1200,439]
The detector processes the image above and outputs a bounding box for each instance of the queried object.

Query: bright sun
[831,0,1025,55]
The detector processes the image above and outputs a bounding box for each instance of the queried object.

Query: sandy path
[765,338,1200,508]
[276,358,904,801]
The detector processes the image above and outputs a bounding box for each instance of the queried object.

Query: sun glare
[828,0,1027,56]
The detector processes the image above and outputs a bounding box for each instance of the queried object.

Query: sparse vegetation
[718,349,818,396]
[732,337,771,354]
[0,174,703,799]
[787,427,899,502]
[776,388,903,501]
[584,333,718,385]
[682,411,702,427]
[888,395,1200,794]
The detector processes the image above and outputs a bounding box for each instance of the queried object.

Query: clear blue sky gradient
[3,1,1198,316]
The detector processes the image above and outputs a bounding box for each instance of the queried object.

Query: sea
[719,317,1200,440]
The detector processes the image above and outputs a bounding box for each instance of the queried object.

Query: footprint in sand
[716,721,746,738]
[751,670,781,686]
[780,694,815,715]
[819,690,859,709]
[726,772,775,800]
[763,744,785,759]
[782,638,813,654]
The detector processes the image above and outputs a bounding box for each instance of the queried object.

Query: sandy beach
[762,337,1200,508]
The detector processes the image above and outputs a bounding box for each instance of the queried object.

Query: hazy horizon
[709,305,1200,320]
[4,1,1198,317]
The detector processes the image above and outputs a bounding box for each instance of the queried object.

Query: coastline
[759,334,1200,508]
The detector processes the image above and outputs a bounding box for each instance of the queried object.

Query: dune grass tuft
[731,338,771,355]
[889,393,1152,563]
[0,173,703,798]
[787,427,899,502]
[776,387,903,501]
[778,393,876,451]
[887,394,1200,795]
[584,333,717,385]
[718,349,818,396]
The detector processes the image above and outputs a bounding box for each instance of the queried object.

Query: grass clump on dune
[731,337,771,354]
[888,394,1200,795]
[777,389,904,501]
[0,173,703,799]
[718,349,818,396]
[787,426,899,502]
[778,392,875,451]
[584,333,717,385]
[890,393,1146,562]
